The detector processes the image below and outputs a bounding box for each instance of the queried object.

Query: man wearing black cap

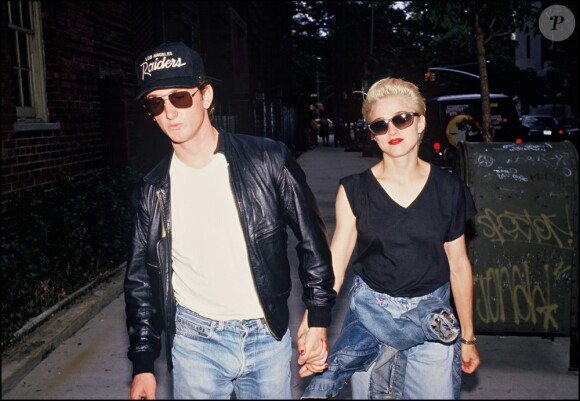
[124,41,336,399]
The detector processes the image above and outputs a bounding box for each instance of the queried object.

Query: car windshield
[525,116,558,128]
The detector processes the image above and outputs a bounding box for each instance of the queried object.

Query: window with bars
[7,1,55,130]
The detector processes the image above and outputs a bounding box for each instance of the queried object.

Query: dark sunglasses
[143,89,200,116]
[368,112,420,135]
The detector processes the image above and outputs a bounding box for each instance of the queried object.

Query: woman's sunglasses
[368,112,420,135]
[143,89,200,116]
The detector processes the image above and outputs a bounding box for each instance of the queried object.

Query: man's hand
[129,372,156,399]
[296,312,329,378]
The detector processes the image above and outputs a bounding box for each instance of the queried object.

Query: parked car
[419,93,524,170]
[520,115,566,142]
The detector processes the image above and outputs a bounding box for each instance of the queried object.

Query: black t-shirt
[340,164,477,297]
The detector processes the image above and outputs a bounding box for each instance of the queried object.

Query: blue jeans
[351,340,461,399]
[172,304,292,399]
[303,276,459,399]
[350,278,462,399]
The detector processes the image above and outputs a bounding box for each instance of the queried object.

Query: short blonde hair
[361,77,426,123]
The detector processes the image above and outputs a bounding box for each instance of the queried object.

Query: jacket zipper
[156,188,173,369]
[156,190,167,238]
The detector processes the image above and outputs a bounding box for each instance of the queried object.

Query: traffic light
[424,71,436,82]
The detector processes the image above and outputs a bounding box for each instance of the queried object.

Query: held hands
[129,372,156,400]
[296,313,329,378]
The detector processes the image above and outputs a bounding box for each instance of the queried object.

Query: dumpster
[458,141,578,368]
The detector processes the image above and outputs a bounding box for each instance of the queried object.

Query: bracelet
[461,337,477,345]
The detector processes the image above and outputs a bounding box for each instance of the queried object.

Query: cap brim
[135,76,223,100]
[135,77,202,100]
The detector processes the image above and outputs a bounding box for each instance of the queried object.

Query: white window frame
[7,1,59,131]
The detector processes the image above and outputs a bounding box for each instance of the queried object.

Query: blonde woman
[303,78,480,399]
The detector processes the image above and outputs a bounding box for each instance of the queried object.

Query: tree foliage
[289,1,577,129]
[290,1,432,120]
[406,1,540,141]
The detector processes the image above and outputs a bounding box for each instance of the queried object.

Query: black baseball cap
[134,41,207,100]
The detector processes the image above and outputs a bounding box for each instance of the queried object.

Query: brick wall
[1,1,144,245]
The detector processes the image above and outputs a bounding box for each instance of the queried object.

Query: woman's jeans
[350,278,462,399]
[172,304,292,399]
[351,341,461,399]
[304,276,461,399]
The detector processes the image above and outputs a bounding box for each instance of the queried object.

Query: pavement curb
[1,267,125,396]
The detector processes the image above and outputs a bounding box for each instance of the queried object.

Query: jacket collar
[214,127,226,155]
[144,128,230,188]
[143,152,172,188]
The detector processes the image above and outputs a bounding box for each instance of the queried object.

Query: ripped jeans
[302,276,460,399]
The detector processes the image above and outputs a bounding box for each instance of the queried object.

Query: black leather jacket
[124,129,336,377]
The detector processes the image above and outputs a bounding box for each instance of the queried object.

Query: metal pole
[316,68,320,119]
[370,3,374,56]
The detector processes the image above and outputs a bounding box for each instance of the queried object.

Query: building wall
[1,1,298,246]
[1,2,139,245]
[3,3,125,192]
[1,2,189,245]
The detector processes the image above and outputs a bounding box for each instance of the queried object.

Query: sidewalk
[2,145,578,399]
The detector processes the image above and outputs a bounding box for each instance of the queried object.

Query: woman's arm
[446,234,481,374]
[330,184,358,293]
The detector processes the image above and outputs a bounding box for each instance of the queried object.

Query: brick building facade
[2,1,300,245]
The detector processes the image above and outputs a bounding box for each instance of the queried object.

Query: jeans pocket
[175,314,216,340]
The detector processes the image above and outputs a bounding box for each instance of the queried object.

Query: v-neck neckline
[367,164,432,211]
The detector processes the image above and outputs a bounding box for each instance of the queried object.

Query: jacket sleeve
[279,145,336,328]
[124,184,162,377]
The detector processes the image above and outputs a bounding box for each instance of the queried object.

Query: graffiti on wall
[474,258,571,331]
[462,141,578,334]
[476,206,575,250]
[471,204,575,333]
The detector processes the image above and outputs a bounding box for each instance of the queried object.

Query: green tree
[290,1,430,120]
[406,1,540,141]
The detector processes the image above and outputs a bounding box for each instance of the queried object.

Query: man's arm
[124,186,163,397]
[281,148,337,318]
[297,184,357,377]
[280,148,337,375]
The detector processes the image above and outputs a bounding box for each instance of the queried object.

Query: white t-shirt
[169,152,264,320]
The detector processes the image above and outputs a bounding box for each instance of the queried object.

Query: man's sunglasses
[143,89,200,117]
[368,112,420,135]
